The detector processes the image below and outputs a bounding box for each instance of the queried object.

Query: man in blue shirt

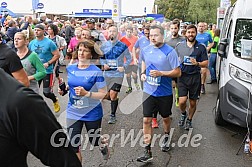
[137,25,181,163]
[175,24,208,130]
[29,24,61,112]
[100,24,131,124]
[196,22,213,94]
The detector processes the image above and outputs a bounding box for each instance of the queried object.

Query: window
[233,19,252,61]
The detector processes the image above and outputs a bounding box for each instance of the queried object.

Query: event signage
[1,2,7,8]
[37,3,44,9]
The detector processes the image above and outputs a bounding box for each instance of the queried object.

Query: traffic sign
[1,2,7,8]
[37,3,44,9]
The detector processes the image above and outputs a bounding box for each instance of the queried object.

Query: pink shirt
[68,37,80,51]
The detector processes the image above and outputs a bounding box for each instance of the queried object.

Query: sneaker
[100,144,110,160]
[108,116,116,124]
[126,87,132,94]
[135,83,140,90]
[184,120,192,130]
[53,98,60,113]
[152,118,159,128]
[137,149,153,163]
[178,112,187,127]
[201,84,205,94]
[161,135,170,152]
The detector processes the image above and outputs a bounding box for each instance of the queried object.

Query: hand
[190,57,198,66]
[141,73,146,81]
[67,48,72,53]
[133,58,138,65]
[117,67,124,72]
[43,62,49,69]
[74,86,88,96]
[150,70,163,77]
[103,64,110,70]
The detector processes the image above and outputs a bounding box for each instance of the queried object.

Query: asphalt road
[27,66,252,167]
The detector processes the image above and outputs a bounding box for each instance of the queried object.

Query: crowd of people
[0,13,221,165]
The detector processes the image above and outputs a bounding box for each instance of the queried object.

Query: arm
[141,60,147,81]
[158,67,181,78]
[132,46,139,65]
[29,52,46,81]
[12,68,30,87]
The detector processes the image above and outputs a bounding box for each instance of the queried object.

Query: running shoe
[100,144,110,160]
[53,98,60,113]
[178,112,187,127]
[126,87,132,94]
[201,84,205,94]
[137,149,153,163]
[135,83,140,90]
[108,115,116,124]
[184,120,192,130]
[161,135,170,152]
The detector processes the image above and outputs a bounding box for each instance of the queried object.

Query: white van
[215,0,252,128]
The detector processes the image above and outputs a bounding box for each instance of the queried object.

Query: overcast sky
[3,0,155,16]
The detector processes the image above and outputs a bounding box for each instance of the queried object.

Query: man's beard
[187,36,196,42]
[172,32,178,37]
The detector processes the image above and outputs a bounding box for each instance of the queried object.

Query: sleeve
[59,36,67,47]
[28,52,46,80]
[50,40,58,52]
[6,50,24,73]
[134,38,140,48]
[168,49,180,69]
[13,89,82,167]
[200,45,208,61]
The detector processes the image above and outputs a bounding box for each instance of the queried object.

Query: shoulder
[176,40,186,48]
[195,41,207,50]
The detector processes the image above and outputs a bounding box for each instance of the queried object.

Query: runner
[29,24,61,112]
[100,24,131,124]
[137,25,181,162]
[175,24,208,130]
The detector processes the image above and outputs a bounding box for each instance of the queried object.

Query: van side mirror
[218,38,228,58]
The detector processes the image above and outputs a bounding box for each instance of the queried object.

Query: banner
[32,0,39,10]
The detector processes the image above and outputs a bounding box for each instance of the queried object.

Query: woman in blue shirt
[59,40,109,162]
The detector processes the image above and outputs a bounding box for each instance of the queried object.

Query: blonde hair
[15,31,29,40]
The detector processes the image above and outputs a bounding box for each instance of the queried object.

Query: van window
[233,19,252,62]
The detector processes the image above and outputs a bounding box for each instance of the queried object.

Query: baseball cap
[86,18,95,24]
[35,24,45,30]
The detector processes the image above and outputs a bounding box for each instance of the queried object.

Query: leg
[67,119,84,163]
[43,74,60,112]
[158,95,173,152]
[201,68,207,94]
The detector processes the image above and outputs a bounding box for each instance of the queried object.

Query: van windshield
[233,19,252,61]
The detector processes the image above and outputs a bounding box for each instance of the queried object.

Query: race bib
[107,59,118,69]
[146,76,161,86]
[71,96,89,109]
[183,56,195,65]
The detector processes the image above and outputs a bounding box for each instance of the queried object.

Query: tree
[155,0,191,21]
[156,0,220,24]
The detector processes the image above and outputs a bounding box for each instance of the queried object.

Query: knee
[143,117,152,125]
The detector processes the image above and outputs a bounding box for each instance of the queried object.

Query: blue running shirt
[66,64,106,121]
[141,44,180,97]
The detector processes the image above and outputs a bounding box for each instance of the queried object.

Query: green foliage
[156,0,227,24]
